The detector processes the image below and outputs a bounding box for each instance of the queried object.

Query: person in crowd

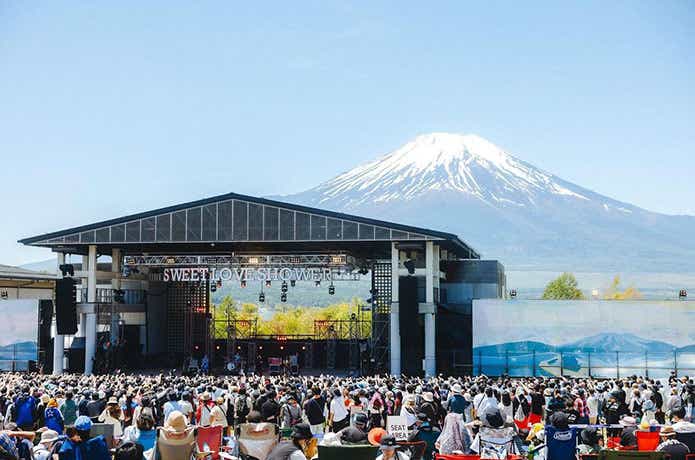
[577,427,602,455]
[337,412,369,444]
[409,412,441,459]
[656,426,691,460]
[266,423,316,460]
[59,391,78,427]
[44,398,64,434]
[98,396,124,437]
[59,415,111,460]
[328,388,349,432]
[210,396,229,429]
[280,395,302,429]
[672,407,695,433]
[376,434,409,460]
[12,386,37,431]
[121,412,157,454]
[33,429,59,460]
[436,411,472,455]
[302,389,325,435]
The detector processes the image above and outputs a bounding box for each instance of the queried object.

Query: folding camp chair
[636,431,660,451]
[676,432,695,453]
[235,422,278,460]
[397,440,427,460]
[545,426,577,460]
[196,425,223,460]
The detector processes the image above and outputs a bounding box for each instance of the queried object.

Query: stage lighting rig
[328,283,335,295]
[281,281,288,293]
[290,280,296,287]
[258,292,265,303]
[59,264,75,277]
[281,292,287,302]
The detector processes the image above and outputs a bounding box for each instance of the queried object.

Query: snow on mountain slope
[282,133,695,272]
[306,133,627,211]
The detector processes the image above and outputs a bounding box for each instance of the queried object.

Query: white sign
[162,266,360,283]
[387,416,409,441]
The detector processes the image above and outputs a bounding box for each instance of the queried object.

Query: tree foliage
[211,295,370,338]
[603,275,642,300]
[541,272,585,300]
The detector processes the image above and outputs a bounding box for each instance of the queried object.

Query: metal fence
[473,350,695,378]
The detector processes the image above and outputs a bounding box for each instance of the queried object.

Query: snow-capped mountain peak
[306,132,589,209]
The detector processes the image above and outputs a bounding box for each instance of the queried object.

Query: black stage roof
[20,191,479,260]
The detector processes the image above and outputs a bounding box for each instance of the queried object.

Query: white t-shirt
[330,397,348,422]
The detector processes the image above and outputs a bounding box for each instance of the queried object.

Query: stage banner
[473,299,695,378]
[0,299,39,370]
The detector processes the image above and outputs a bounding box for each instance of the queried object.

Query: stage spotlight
[280,346,284,350]
[280,293,287,303]
[210,284,217,293]
[281,281,288,293]
[216,345,220,350]
[258,292,265,303]
[315,280,321,287]
[302,346,306,350]
[403,259,416,275]
[240,280,247,288]
[328,284,335,295]
[247,256,260,265]
[59,264,75,277]
[265,280,271,288]
[290,280,296,287]
[679,289,687,300]
[509,289,517,298]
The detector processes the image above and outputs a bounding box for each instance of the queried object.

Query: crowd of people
[0,370,692,460]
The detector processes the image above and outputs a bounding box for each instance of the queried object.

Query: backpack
[14,397,35,427]
[236,396,250,419]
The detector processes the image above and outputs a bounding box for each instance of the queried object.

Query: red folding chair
[636,431,660,451]
[196,425,223,460]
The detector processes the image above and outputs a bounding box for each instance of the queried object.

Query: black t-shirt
[530,393,545,415]
[304,397,325,425]
[261,399,280,422]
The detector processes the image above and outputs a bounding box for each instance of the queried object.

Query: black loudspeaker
[38,300,53,349]
[399,276,424,376]
[55,278,78,335]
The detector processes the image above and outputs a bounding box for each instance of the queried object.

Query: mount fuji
[282,133,695,272]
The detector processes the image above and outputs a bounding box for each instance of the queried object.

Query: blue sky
[1,1,693,265]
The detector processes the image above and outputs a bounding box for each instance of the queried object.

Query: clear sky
[1,1,693,265]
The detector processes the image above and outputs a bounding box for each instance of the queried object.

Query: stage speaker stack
[55,278,78,335]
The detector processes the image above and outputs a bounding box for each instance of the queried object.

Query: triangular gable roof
[19,191,479,258]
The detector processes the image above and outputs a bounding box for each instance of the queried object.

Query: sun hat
[74,415,93,431]
[107,396,119,405]
[422,392,434,402]
[41,394,50,404]
[164,411,188,433]
[660,426,677,437]
[619,416,637,427]
[39,430,59,445]
[200,392,211,401]
[451,384,463,394]
[47,398,58,408]
[368,427,387,446]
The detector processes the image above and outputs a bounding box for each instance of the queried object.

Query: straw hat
[660,426,677,437]
[422,392,434,402]
[164,411,188,433]
[39,430,59,445]
[451,384,463,394]
[200,392,211,401]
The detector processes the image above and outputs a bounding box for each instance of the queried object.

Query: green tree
[542,272,585,300]
[603,276,642,300]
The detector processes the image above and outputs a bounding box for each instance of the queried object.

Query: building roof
[0,264,56,281]
[19,191,480,259]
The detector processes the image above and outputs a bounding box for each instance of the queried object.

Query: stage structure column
[422,241,437,377]
[77,255,88,338]
[390,242,401,376]
[84,245,97,375]
[52,252,65,375]
[110,248,121,343]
